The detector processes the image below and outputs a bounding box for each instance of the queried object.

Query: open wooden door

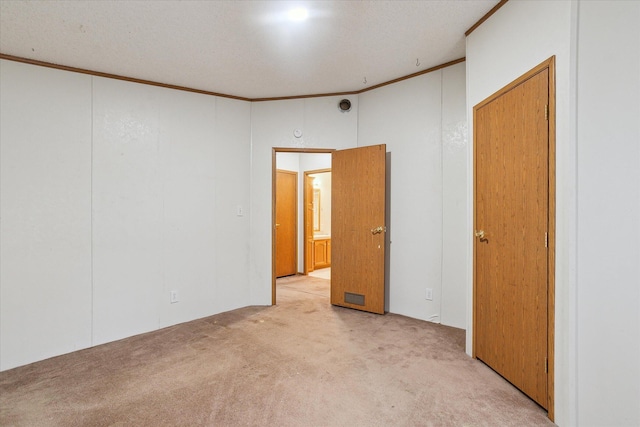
[474,61,553,410]
[275,170,297,278]
[331,144,386,314]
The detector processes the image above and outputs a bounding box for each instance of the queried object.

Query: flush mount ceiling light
[288,7,309,22]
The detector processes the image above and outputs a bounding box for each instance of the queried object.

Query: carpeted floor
[0,275,554,426]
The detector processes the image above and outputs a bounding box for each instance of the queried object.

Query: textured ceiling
[0,0,499,99]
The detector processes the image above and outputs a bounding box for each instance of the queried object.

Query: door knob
[475,230,485,239]
[371,226,385,235]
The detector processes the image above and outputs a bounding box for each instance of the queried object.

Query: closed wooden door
[275,170,297,278]
[331,144,386,314]
[474,67,550,408]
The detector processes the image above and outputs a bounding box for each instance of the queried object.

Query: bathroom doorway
[304,169,332,277]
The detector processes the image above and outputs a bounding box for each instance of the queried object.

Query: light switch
[170,290,179,304]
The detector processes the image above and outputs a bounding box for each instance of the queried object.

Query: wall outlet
[425,288,433,301]
[170,290,179,304]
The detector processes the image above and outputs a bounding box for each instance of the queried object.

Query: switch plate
[425,288,433,301]
[236,205,244,216]
[170,290,179,304]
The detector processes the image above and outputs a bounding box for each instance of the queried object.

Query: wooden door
[275,170,297,278]
[474,67,550,408]
[331,144,386,314]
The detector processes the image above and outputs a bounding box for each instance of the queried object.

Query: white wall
[275,152,299,172]
[357,63,467,327]
[0,60,252,370]
[358,71,443,321]
[92,78,252,344]
[299,153,332,174]
[2,47,467,372]
[0,61,93,370]
[467,0,640,425]
[441,63,468,328]
[575,1,640,425]
[253,64,468,327]
[212,97,252,314]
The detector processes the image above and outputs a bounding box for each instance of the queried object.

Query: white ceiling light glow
[288,7,309,22]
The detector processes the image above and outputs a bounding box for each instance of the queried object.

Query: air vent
[344,292,365,306]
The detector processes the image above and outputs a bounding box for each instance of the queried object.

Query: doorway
[272,149,333,305]
[473,57,555,417]
[272,145,388,316]
[304,169,332,276]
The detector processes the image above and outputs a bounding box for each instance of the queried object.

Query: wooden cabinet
[313,238,331,269]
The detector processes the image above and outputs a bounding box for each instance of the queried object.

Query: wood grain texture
[474,65,550,408]
[331,144,386,314]
[313,239,331,269]
[275,170,297,278]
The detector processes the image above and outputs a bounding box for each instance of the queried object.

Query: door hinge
[545,232,548,248]
[545,357,548,373]
[545,104,549,120]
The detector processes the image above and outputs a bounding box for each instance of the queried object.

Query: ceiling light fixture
[288,7,309,22]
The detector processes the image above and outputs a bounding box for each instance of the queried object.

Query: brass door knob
[371,226,384,235]
[475,230,485,239]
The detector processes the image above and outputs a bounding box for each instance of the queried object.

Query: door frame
[272,148,334,305]
[472,56,556,419]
